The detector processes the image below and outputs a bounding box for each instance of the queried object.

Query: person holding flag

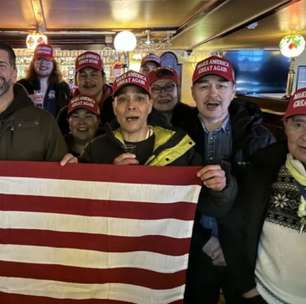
[79,70,237,218]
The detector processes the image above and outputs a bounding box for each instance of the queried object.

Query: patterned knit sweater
[255,165,306,304]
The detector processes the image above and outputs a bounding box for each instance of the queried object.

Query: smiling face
[150,79,178,112]
[68,108,99,143]
[285,115,306,165]
[192,75,235,124]
[77,67,104,100]
[33,58,54,77]
[113,85,152,141]
[0,49,16,98]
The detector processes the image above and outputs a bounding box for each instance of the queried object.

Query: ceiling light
[279,34,305,58]
[114,31,137,52]
[26,31,48,50]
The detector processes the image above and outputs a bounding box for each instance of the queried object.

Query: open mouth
[205,102,220,110]
[126,116,139,122]
[158,98,171,104]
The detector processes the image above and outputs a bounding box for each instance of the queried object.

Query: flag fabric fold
[0,161,201,303]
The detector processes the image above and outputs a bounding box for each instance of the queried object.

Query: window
[296,65,306,90]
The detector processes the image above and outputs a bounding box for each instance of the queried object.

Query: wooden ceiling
[196,0,306,51]
[0,0,305,51]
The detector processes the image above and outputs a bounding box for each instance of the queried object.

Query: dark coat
[148,101,196,131]
[185,98,275,167]
[0,84,67,161]
[184,98,276,302]
[186,98,276,241]
[219,142,288,294]
[81,125,201,166]
[18,78,71,117]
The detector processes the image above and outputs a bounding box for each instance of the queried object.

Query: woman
[65,95,101,157]
[18,43,71,117]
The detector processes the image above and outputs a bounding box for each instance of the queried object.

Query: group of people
[0,40,305,304]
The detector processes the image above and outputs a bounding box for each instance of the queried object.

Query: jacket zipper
[7,125,15,159]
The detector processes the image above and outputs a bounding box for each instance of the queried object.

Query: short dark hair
[0,42,16,69]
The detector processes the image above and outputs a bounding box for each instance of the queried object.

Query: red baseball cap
[141,53,161,67]
[147,67,179,86]
[68,95,100,116]
[112,70,150,96]
[34,44,54,61]
[75,51,104,73]
[284,87,306,119]
[192,56,235,84]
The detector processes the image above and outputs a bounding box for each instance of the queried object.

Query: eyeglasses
[151,83,176,94]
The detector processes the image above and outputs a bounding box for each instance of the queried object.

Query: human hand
[196,164,226,191]
[31,91,44,108]
[113,153,139,165]
[60,153,78,166]
[242,288,259,298]
[202,236,226,266]
[241,289,267,303]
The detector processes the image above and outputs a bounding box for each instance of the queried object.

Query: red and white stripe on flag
[0,161,201,304]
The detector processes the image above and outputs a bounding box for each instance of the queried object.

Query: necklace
[122,126,153,143]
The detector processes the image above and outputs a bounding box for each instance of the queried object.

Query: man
[65,95,100,157]
[139,53,161,75]
[148,67,194,130]
[184,56,275,304]
[79,70,237,219]
[0,42,67,161]
[18,43,70,117]
[228,87,306,303]
[57,51,114,134]
[81,69,200,166]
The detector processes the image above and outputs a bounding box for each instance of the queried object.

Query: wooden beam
[31,0,46,31]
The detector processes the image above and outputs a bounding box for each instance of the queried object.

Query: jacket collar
[0,83,33,120]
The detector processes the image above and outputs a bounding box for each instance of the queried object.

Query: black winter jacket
[18,78,71,117]
[219,142,288,294]
[81,125,201,166]
[186,99,276,252]
[185,98,276,169]
[148,101,196,131]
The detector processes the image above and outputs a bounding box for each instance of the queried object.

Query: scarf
[285,153,306,218]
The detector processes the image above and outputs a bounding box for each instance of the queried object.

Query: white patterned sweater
[255,166,306,304]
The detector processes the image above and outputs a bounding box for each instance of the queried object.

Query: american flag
[0,161,201,304]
